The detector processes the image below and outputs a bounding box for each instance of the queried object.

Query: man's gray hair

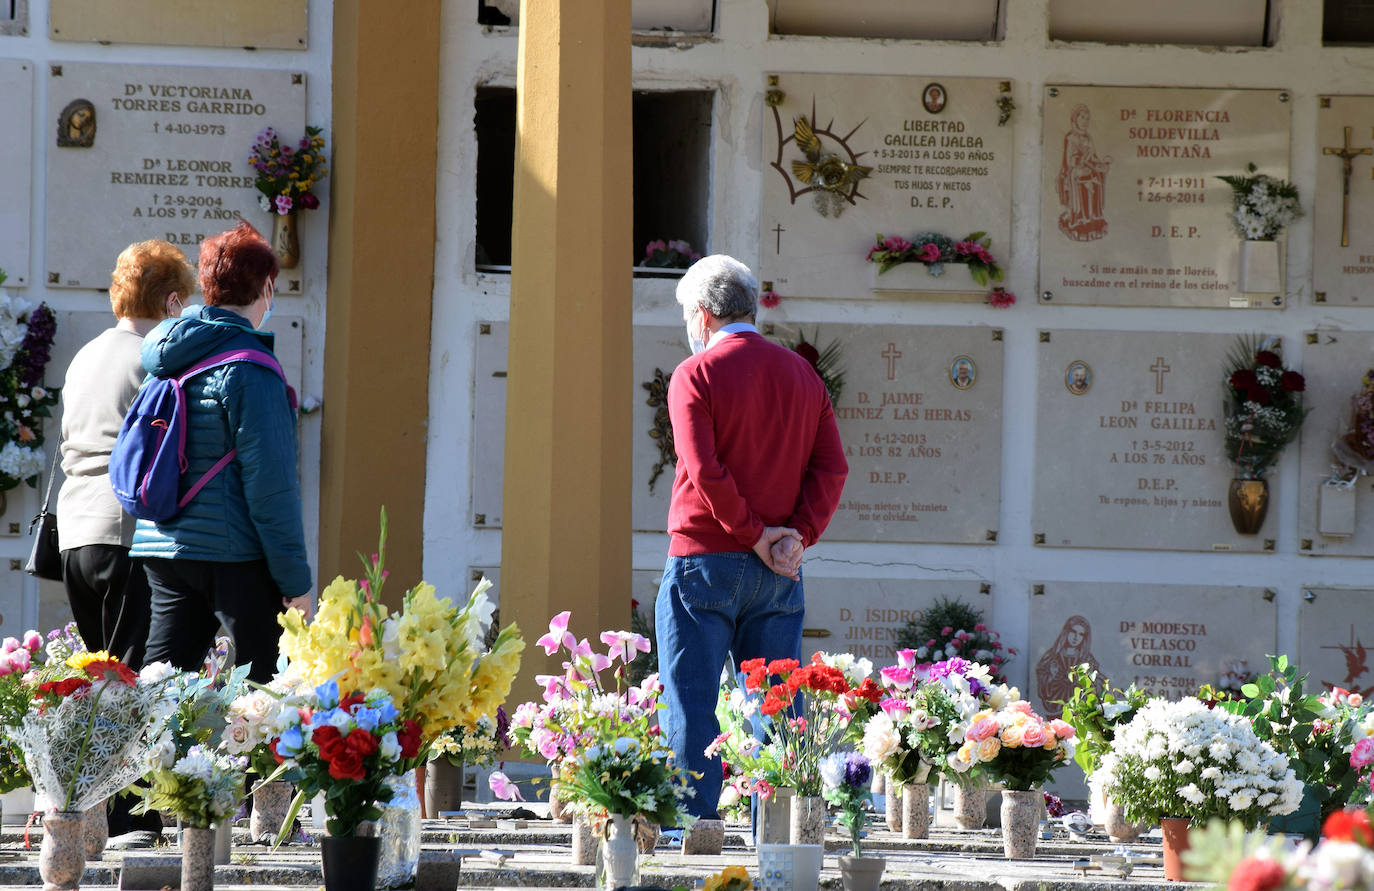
[675,254,759,321]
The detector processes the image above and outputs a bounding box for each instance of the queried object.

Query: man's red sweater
[666,331,848,556]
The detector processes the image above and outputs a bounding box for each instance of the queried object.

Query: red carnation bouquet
[734,653,882,796]
[1222,335,1307,479]
[9,650,175,812]
[266,680,417,838]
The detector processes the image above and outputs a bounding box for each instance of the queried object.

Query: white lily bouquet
[8,654,176,812]
[1098,696,1303,829]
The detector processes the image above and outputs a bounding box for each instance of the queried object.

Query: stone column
[503,0,634,695]
[320,0,439,601]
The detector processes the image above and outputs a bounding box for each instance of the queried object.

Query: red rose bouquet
[1223,335,1308,479]
[267,681,417,837]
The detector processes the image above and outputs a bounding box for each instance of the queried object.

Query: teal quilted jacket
[128,305,312,598]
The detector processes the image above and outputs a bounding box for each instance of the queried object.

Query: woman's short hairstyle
[108,240,196,320]
[674,254,758,322]
[198,221,279,307]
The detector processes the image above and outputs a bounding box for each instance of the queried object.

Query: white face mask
[686,308,707,355]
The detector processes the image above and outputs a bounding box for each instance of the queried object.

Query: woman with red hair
[131,221,312,682]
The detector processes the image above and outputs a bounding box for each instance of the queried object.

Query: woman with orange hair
[58,239,191,668]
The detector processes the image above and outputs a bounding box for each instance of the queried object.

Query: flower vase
[250,781,295,844]
[757,787,793,846]
[839,855,886,891]
[549,788,573,824]
[885,780,903,833]
[321,833,382,891]
[82,800,107,859]
[1240,239,1280,294]
[375,770,422,889]
[40,810,86,891]
[1160,817,1191,882]
[273,211,300,269]
[571,815,597,866]
[952,781,987,830]
[595,814,640,891]
[1104,801,1144,842]
[423,758,464,816]
[902,783,930,839]
[789,794,826,845]
[213,821,232,865]
[1227,478,1269,534]
[632,815,660,854]
[181,825,215,891]
[999,789,1041,859]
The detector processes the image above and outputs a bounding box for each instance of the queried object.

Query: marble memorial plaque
[50,0,307,50]
[1039,85,1290,308]
[1313,97,1374,306]
[470,324,690,532]
[799,578,988,666]
[470,324,508,529]
[1028,581,1275,717]
[760,74,1015,301]
[0,0,28,37]
[0,570,24,640]
[1298,587,1374,697]
[45,63,305,292]
[1034,329,1274,551]
[1297,330,1374,556]
[817,323,1001,543]
[0,61,33,287]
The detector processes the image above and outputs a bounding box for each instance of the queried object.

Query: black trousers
[142,557,284,683]
[61,545,151,670]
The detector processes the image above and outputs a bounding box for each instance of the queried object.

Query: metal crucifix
[1323,125,1372,247]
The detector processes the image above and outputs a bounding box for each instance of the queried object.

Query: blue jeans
[655,551,804,819]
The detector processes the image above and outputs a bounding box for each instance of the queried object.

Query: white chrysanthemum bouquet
[1219,163,1301,242]
[1099,696,1303,828]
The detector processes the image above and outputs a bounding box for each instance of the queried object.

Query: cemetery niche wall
[759,73,1015,302]
[1034,329,1279,551]
[45,62,306,292]
[1038,85,1291,308]
[472,321,1002,545]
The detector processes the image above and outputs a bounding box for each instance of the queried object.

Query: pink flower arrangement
[987,287,1016,308]
[949,701,1076,791]
[509,611,667,811]
[760,289,781,309]
[642,238,702,269]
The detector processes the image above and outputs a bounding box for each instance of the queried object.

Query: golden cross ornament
[1323,125,1372,247]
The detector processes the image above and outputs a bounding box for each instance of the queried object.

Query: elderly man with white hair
[655,254,848,823]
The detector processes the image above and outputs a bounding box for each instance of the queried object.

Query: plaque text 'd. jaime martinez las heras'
[817,323,1001,544]
[45,63,305,291]
[760,74,1014,301]
[1033,329,1275,551]
[1039,85,1290,308]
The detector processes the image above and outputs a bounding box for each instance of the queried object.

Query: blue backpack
[110,349,296,522]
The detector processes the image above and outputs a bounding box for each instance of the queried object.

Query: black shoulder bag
[24,445,62,581]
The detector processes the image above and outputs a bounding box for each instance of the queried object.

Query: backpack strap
[170,349,298,510]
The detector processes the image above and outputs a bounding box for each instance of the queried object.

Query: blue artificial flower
[315,680,340,709]
[352,707,381,732]
[371,697,398,725]
[928,262,945,278]
[277,726,305,757]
